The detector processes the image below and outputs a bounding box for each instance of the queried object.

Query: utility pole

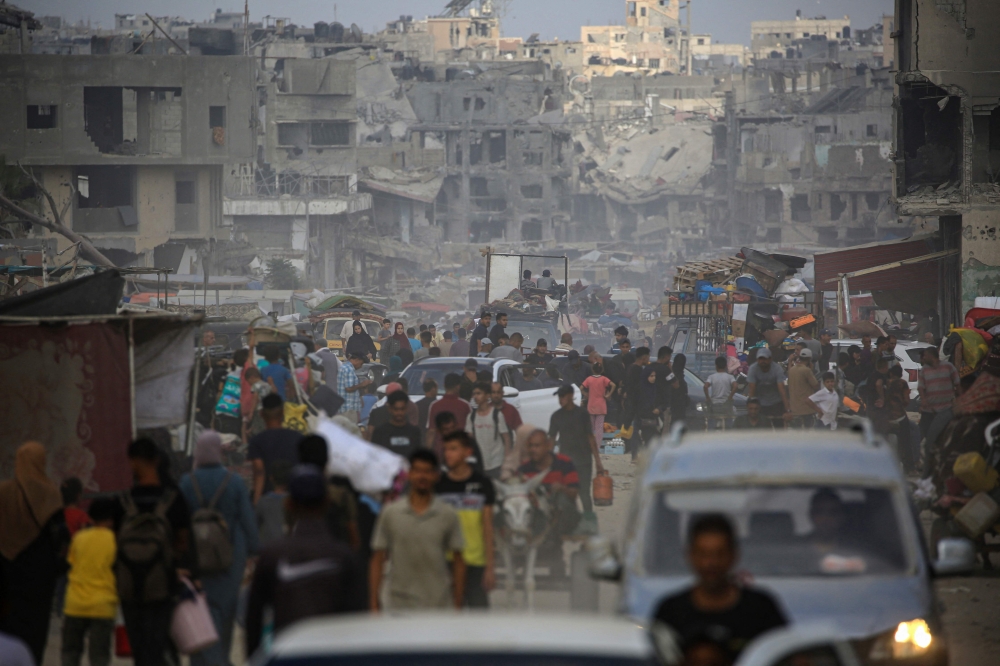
[685,0,692,76]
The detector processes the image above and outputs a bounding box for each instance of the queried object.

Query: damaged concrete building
[408,71,574,243]
[0,54,255,269]
[892,0,1000,318]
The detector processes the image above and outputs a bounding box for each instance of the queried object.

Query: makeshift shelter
[0,312,203,493]
[0,268,124,317]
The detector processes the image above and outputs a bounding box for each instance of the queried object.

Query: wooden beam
[822,249,959,284]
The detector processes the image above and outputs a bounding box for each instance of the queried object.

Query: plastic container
[593,471,613,506]
[953,452,999,494]
[954,492,1000,538]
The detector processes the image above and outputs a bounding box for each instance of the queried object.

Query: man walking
[248,394,303,503]
[470,312,492,356]
[246,465,365,656]
[449,328,470,357]
[917,347,961,473]
[371,390,424,461]
[549,385,606,533]
[746,348,789,428]
[337,353,372,424]
[489,311,508,348]
[466,381,512,479]
[370,450,466,610]
[435,432,496,608]
[786,348,820,429]
[427,373,472,452]
[339,310,363,341]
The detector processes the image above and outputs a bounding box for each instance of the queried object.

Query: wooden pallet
[673,256,744,291]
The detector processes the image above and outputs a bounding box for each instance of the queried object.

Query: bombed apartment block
[0,54,253,266]
[893,0,1000,314]
[729,75,897,245]
[409,78,573,243]
[223,54,372,288]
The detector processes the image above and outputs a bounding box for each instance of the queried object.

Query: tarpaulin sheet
[134,323,199,429]
[813,235,939,292]
[0,269,124,317]
[0,322,132,492]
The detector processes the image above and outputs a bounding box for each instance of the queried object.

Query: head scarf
[392,323,412,352]
[345,321,377,359]
[389,356,403,373]
[0,442,64,560]
[194,430,223,468]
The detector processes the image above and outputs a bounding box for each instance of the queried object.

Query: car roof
[830,338,931,348]
[269,613,655,658]
[644,428,903,486]
[406,357,497,367]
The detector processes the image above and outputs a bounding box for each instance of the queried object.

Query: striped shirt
[337,363,362,414]
[517,454,580,489]
[918,362,960,412]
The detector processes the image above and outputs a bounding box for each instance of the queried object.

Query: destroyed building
[408,71,574,243]
[0,54,255,268]
[892,0,1000,318]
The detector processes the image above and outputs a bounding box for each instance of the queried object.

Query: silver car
[591,423,975,666]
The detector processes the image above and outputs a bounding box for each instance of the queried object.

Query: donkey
[495,469,552,610]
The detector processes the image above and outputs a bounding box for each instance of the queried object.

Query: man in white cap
[786,348,820,429]
[746,347,789,429]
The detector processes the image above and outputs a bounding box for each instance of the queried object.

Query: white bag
[170,577,219,655]
[315,416,406,494]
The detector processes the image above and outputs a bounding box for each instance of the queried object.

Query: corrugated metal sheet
[813,235,940,292]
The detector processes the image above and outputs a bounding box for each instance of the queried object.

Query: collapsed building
[0,54,255,269]
[892,0,1000,318]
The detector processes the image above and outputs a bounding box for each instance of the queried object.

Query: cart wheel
[570,550,599,611]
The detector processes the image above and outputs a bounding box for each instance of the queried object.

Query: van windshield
[645,485,908,577]
[323,318,382,340]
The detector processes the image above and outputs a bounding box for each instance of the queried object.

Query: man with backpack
[465,381,512,480]
[179,431,259,666]
[113,439,196,666]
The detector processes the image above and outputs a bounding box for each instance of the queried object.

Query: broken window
[463,97,471,111]
[74,166,136,233]
[830,193,847,220]
[475,98,486,111]
[649,58,660,69]
[310,122,351,146]
[814,125,832,135]
[26,105,57,129]
[521,220,543,241]
[640,7,647,16]
[488,131,506,163]
[469,177,489,196]
[989,107,1000,151]
[851,193,859,220]
[866,124,878,137]
[175,174,198,232]
[865,193,882,211]
[469,132,483,165]
[764,191,782,223]
[521,184,543,199]
[627,2,636,17]
[209,106,226,128]
[523,152,544,166]
[277,123,308,147]
[899,82,962,190]
[790,194,811,222]
[235,216,292,249]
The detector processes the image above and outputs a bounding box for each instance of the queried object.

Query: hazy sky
[21,0,892,46]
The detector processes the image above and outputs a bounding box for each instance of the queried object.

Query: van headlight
[868,619,934,660]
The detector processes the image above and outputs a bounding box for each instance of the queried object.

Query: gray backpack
[116,490,175,603]
[190,473,234,574]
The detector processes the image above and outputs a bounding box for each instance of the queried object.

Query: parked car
[393,357,581,428]
[257,613,661,666]
[829,339,933,402]
[590,424,975,666]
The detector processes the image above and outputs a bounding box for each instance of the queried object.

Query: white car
[254,613,872,666]
[829,339,934,401]
[381,356,581,428]
[257,614,660,666]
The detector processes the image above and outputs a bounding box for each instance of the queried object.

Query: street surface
[39,452,1000,665]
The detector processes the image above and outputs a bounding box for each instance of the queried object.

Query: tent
[0,312,203,493]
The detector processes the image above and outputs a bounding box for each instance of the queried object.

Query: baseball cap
[756,347,773,359]
[820,328,833,336]
[289,464,326,505]
[798,348,813,359]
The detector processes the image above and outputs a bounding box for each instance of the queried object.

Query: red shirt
[64,506,92,536]
[517,454,580,488]
[498,401,523,431]
[428,393,471,430]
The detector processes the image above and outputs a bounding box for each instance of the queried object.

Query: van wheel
[569,550,598,611]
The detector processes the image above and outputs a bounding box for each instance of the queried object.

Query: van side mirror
[587,535,622,581]
[503,386,519,398]
[933,537,976,577]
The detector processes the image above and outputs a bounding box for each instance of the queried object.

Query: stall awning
[813,234,941,292]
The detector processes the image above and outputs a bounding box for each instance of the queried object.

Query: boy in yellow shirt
[62,498,118,666]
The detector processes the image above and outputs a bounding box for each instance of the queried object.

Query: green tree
[265,258,301,289]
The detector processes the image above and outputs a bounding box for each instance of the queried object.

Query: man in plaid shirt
[338,353,372,424]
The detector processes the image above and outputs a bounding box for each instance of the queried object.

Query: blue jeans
[920,409,952,476]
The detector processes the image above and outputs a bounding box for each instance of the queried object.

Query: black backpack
[115,490,175,603]
[189,473,234,575]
